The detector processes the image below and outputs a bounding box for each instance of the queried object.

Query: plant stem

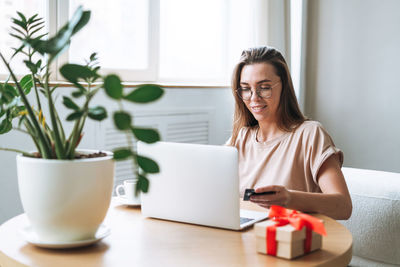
[55,109,66,143]
[44,61,65,159]
[12,127,29,134]
[66,81,98,158]
[22,120,41,153]
[32,73,42,111]
[66,116,83,158]
[28,48,42,111]
[66,99,89,158]
[0,147,35,157]
[0,52,51,158]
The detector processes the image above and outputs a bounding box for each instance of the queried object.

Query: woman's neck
[256,121,285,143]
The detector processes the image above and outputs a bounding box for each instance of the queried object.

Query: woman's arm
[250,155,352,220]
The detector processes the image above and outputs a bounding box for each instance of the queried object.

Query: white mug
[115,179,141,204]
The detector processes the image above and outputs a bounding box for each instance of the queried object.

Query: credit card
[243,188,275,201]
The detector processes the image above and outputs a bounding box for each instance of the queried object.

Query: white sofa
[340,167,400,267]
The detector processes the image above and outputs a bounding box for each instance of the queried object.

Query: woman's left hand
[249,185,291,209]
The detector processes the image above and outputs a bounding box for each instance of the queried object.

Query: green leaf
[137,155,160,173]
[131,127,160,143]
[60,64,96,82]
[12,18,26,31]
[72,90,84,98]
[6,96,21,109]
[11,44,25,59]
[62,96,80,110]
[0,119,12,134]
[16,11,27,24]
[60,64,96,90]
[34,33,47,40]
[11,26,26,37]
[35,59,42,69]
[15,105,26,113]
[18,116,26,127]
[113,148,132,160]
[25,7,90,60]
[29,24,45,37]
[29,17,42,26]
[113,111,131,130]
[39,88,46,95]
[9,33,23,40]
[137,174,149,193]
[66,110,83,121]
[90,52,97,61]
[2,85,18,103]
[71,9,91,35]
[20,75,33,94]
[29,20,44,31]
[124,84,164,103]
[24,60,38,74]
[88,106,107,121]
[10,106,26,119]
[5,84,18,95]
[27,14,39,24]
[104,74,123,99]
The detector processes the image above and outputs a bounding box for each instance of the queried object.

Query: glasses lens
[238,86,275,100]
[238,89,251,100]
[258,88,272,98]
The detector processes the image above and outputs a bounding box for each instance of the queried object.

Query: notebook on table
[138,141,268,230]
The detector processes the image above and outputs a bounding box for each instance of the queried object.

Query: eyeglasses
[236,81,280,100]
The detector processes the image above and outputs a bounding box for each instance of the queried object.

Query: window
[67,0,156,81]
[159,0,266,85]
[0,0,283,85]
[159,0,226,83]
[0,0,46,76]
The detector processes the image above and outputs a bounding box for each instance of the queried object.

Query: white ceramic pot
[16,150,114,242]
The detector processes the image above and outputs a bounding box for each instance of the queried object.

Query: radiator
[97,108,214,183]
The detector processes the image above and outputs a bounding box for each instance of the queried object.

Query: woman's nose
[250,90,261,100]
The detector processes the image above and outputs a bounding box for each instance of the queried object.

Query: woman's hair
[229,46,306,146]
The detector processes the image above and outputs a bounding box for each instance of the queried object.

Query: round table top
[0,198,352,267]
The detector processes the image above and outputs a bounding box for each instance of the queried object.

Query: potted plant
[0,7,163,243]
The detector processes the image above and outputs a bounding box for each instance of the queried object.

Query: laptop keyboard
[240,217,253,225]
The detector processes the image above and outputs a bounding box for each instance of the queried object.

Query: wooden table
[0,198,352,267]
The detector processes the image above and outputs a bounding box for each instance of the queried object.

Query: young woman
[228,46,352,220]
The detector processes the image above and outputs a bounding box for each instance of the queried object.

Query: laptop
[137,141,268,230]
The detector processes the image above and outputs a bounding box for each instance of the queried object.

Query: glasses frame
[236,81,281,101]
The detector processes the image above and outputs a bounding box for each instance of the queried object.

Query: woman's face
[239,63,282,124]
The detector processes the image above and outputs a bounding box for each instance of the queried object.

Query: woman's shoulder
[226,126,256,146]
[295,120,325,133]
[293,120,334,143]
[236,126,257,141]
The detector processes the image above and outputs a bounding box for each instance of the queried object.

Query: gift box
[254,206,326,260]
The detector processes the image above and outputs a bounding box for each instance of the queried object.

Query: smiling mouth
[250,105,267,113]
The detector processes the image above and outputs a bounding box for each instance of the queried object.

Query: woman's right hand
[249,185,292,208]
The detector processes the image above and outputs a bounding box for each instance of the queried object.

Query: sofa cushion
[340,167,400,265]
[349,255,400,267]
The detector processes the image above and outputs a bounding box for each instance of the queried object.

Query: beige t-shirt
[228,121,343,195]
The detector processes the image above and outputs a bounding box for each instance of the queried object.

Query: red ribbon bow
[265,205,327,256]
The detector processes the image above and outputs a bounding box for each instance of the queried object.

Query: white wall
[305,0,400,172]
[0,87,235,224]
